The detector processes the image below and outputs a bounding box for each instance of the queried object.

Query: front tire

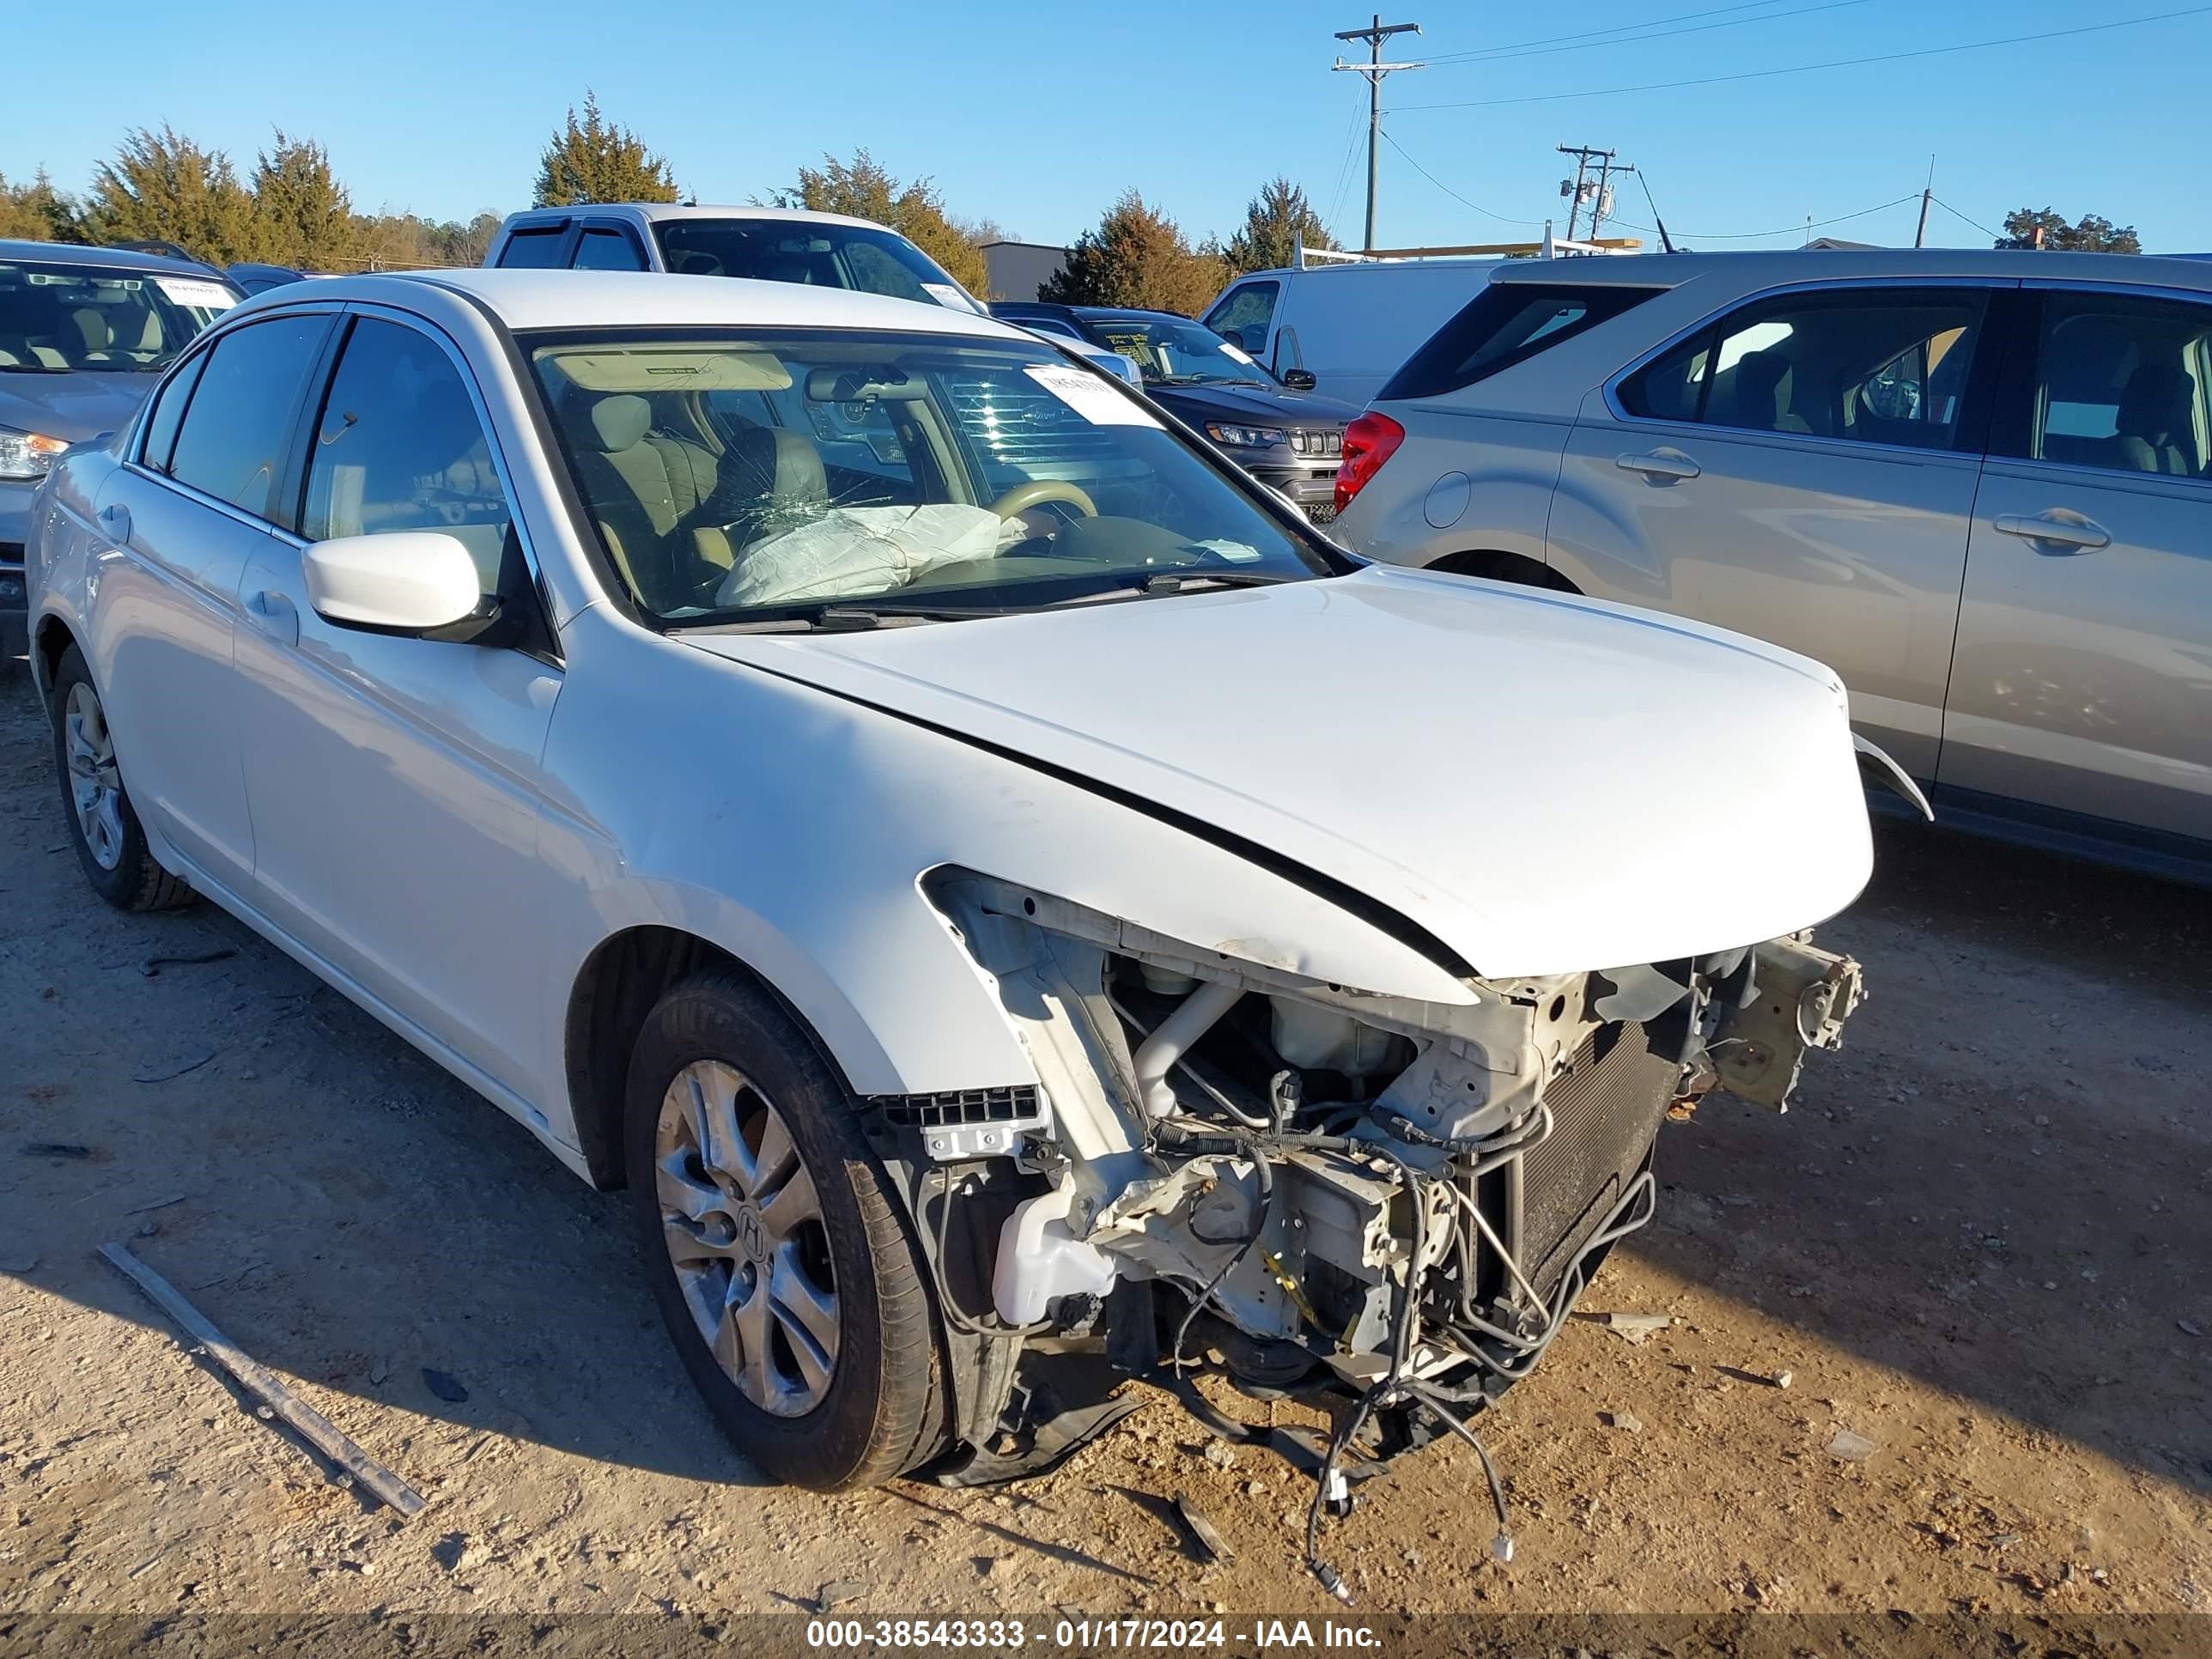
[50,644,193,913]
[623,969,945,1489]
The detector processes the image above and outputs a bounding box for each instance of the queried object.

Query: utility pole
[1914,155,1935,248]
[1334,16,1423,253]
[1557,145,1631,243]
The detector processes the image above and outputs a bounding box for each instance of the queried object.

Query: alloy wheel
[63,682,125,872]
[654,1059,841,1417]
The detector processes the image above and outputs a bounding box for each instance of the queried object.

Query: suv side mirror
[301,532,490,637]
[1280,368,1318,392]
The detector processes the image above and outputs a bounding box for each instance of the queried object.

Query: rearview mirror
[1280,368,1318,392]
[301,532,488,636]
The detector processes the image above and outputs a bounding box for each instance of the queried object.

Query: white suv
[484,203,1140,386]
[1333,249,2212,881]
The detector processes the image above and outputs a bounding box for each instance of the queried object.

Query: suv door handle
[97,501,131,542]
[1616,448,1700,482]
[245,589,299,647]
[1993,511,2111,552]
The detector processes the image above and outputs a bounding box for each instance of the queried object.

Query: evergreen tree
[82,127,258,264]
[0,168,85,244]
[251,131,361,269]
[533,93,678,208]
[780,149,989,295]
[1040,191,1226,316]
[1225,178,1335,275]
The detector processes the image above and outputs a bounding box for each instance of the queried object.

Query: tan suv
[1334,249,2212,882]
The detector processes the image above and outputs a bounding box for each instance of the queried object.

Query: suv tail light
[1334,411,1405,514]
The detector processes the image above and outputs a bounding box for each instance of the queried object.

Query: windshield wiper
[1134,569,1286,592]
[0,362,67,374]
[696,601,1006,634]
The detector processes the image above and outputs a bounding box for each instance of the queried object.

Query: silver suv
[1334,249,2212,880]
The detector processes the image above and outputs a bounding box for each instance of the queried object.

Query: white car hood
[684,566,1874,980]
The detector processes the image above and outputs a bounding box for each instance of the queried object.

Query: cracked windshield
[530,331,1332,623]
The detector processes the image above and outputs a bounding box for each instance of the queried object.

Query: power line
[1377,130,1539,226]
[1424,0,1870,69]
[1931,197,2003,242]
[1607,191,1920,242]
[1395,6,2212,111]
[1423,0,1810,61]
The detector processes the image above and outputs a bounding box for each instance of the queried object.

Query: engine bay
[895,871,1864,1598]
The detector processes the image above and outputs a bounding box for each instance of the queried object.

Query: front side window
[528,329,1336,623]
[496,226,569,269]
[1201,281,1279,356]
[574,228,646,272]
[1622,288,1988,450]
[653,220,975,310]
[302,319,514,588]
[0,258,237,374]
[165,313,331,518]
[1386,283,1663,401]
[2011,292,2212,478]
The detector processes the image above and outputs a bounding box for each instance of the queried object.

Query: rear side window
[139,352,209,472]
[1382,283,1662,400]
[496,226,568,268]
[165,313,330,519]
[573,228,646,271]
[1620,288,1988,451]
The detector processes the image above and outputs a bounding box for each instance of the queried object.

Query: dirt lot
[2,659,2209,1638]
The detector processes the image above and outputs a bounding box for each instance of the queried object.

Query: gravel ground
[2,660,2209,1636]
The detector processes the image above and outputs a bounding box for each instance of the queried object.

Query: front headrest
[70,308,113,352]
[2116,362,2190,439]
[726,425,827,506]
[585,393,652,453]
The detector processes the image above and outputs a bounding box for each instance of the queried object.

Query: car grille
[1303,502,1338,526]
[1517,1021,1678,1296]
[1291,428,1343,459]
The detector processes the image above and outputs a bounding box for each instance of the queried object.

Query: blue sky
[9,0,2209,255]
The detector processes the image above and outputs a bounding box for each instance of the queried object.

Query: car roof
[1487,247,2212,293]
[499,203,901,234]
[0,238,236,279]
[1066,306,1189,323]
[278,268,1038,340]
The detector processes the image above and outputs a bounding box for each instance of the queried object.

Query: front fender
[535,614,1476,1115]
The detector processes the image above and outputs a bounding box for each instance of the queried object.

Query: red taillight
[1334,411,1405,514]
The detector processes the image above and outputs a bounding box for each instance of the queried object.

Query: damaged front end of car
[875,869,1862,1590]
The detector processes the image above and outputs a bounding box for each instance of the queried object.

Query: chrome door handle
[97,501,131,542]
[1993,511,2111,552]
[1616,448,1700,481]
[245,589,299,647]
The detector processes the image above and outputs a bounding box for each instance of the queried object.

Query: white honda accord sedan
[27,270,1876,1531]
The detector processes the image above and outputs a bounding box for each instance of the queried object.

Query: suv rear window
[1382,283,1664,401]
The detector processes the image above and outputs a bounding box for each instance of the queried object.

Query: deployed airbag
[716,504,1014,607]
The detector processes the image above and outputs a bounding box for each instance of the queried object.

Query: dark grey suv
[1,240,241,663]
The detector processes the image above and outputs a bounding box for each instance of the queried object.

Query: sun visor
[541,349,793,393]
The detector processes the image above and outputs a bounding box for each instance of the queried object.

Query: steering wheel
[988,480,1097,520]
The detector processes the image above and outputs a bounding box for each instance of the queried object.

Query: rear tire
[623,968,946,1489]
[50,644,194,913]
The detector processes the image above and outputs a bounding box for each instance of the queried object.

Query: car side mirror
[1280,368,1318,392]
[301,532,489,637]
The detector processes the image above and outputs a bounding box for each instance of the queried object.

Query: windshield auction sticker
[1024,363,1162,427]
[154,276,239,311]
